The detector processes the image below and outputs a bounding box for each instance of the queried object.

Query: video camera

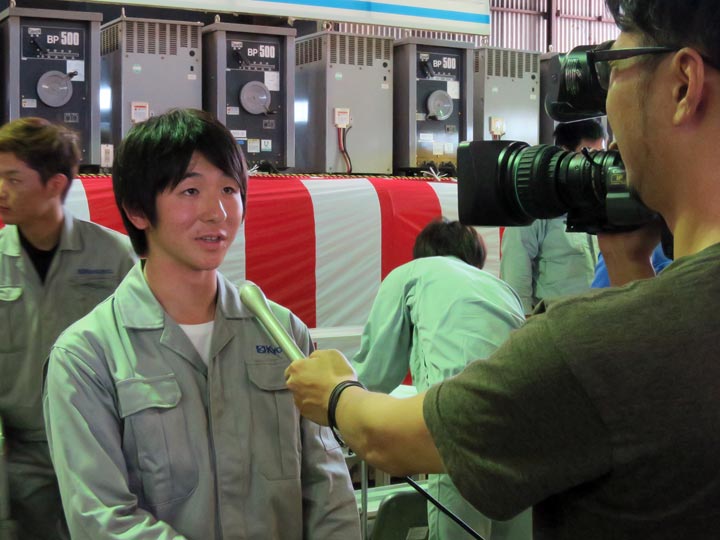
[458,45,657,234]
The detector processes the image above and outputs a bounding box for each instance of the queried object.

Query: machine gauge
[417,52,460,81]
[227,39,280,72]
[36,70,73,107]
[22,25,84,61]
[426,90,454,120]
[240,81,272,115]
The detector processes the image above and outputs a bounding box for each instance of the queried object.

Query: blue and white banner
[79,0,490,34]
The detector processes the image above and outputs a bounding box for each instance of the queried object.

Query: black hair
[413,218,487,269]
[0,117,80,200]
[606,0,720,66]
[113,109,248,256]
[553,120,606,151]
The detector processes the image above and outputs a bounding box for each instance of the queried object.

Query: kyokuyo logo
[256,345,283,355]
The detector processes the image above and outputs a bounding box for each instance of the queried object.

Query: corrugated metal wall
[336,0,619,53]
[554,0,619,52]
[333,22,487,47]
[489,0,547,51]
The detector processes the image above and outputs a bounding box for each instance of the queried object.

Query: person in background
[352,218,526,540]
[593,222,673,287]
[500,120,606,314]
[43,109,361,540]
[0,117,136,539]
[284,0,720,537]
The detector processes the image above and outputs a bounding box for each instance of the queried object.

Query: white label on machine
[264,71,280,92]
[433,142,444,155]
[261,139,272,152]
[443,142,454,154]
[419,132,434,142]
[131,102,150,124]
[100,144,114,169]
[22,99,37,108]
[67,60,85,82]
[530,94,537,100]
[227,106,240,116]
[333,107,351,128]
[381,83,389,90]
[447,80,460,99]
[132,64,142,74]
[247,139,261,153]
[188,73,197,80]
[231,130,247,139]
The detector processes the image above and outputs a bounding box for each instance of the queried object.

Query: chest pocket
[66,277,118,322]
[117,375,198,507]
[247,359,301,480]
[566,232,593,255]
[0,286,24,354]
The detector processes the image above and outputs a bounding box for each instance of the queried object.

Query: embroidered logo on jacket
[256,345,283,355]
[77,268,114,275]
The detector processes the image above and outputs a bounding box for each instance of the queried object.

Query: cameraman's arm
[597,224,661,286]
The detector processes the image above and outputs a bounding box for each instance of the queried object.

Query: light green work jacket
[44,265,361,540]
[0,213,135,435]
[500,217,599,315]
[352,256,525,393]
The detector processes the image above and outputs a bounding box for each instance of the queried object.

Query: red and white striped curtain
[3,175,501,329]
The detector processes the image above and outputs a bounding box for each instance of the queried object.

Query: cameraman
[285,1,720,538]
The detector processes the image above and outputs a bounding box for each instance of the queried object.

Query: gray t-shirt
[424,242,720,539]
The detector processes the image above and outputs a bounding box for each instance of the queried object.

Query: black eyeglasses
[588,40,680,91]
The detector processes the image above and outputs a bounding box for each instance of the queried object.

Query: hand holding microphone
[239,282,357,425]
[285,349,359,427]
[240,283,485,539]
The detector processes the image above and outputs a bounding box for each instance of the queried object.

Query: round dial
[37,71,73,108]
[426,90,454,121]
[239,81,272,115]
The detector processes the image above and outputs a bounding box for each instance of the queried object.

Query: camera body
[458,46,657,233]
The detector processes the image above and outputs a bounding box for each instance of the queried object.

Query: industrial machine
[0,6,102,165]
[539,52,558,145]
[100,15,203,155]
[203,22,295,170]
[474,47,541,145]
[294,31,393,174]
[393,38,474,176]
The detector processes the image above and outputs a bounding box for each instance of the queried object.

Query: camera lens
[458,140,655,233]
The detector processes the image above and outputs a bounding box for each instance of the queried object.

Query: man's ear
[123,204,151,231]
[45,173,69,199]
[671,47,706,126]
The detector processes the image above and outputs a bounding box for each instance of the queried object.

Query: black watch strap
[327,380,366,447]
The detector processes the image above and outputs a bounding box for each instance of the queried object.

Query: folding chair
[370,489,428,540]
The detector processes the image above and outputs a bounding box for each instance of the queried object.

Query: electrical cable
[337,126,352,174]
[342,125,353,174]
[404,476,485,540]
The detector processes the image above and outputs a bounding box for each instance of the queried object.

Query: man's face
[605,31,660,201]
[142,151,244,274]
[0,151,57,228]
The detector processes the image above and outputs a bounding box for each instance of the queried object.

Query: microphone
[239,282,305,362]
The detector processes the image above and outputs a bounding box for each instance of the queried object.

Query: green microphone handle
[239,282,305,362]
